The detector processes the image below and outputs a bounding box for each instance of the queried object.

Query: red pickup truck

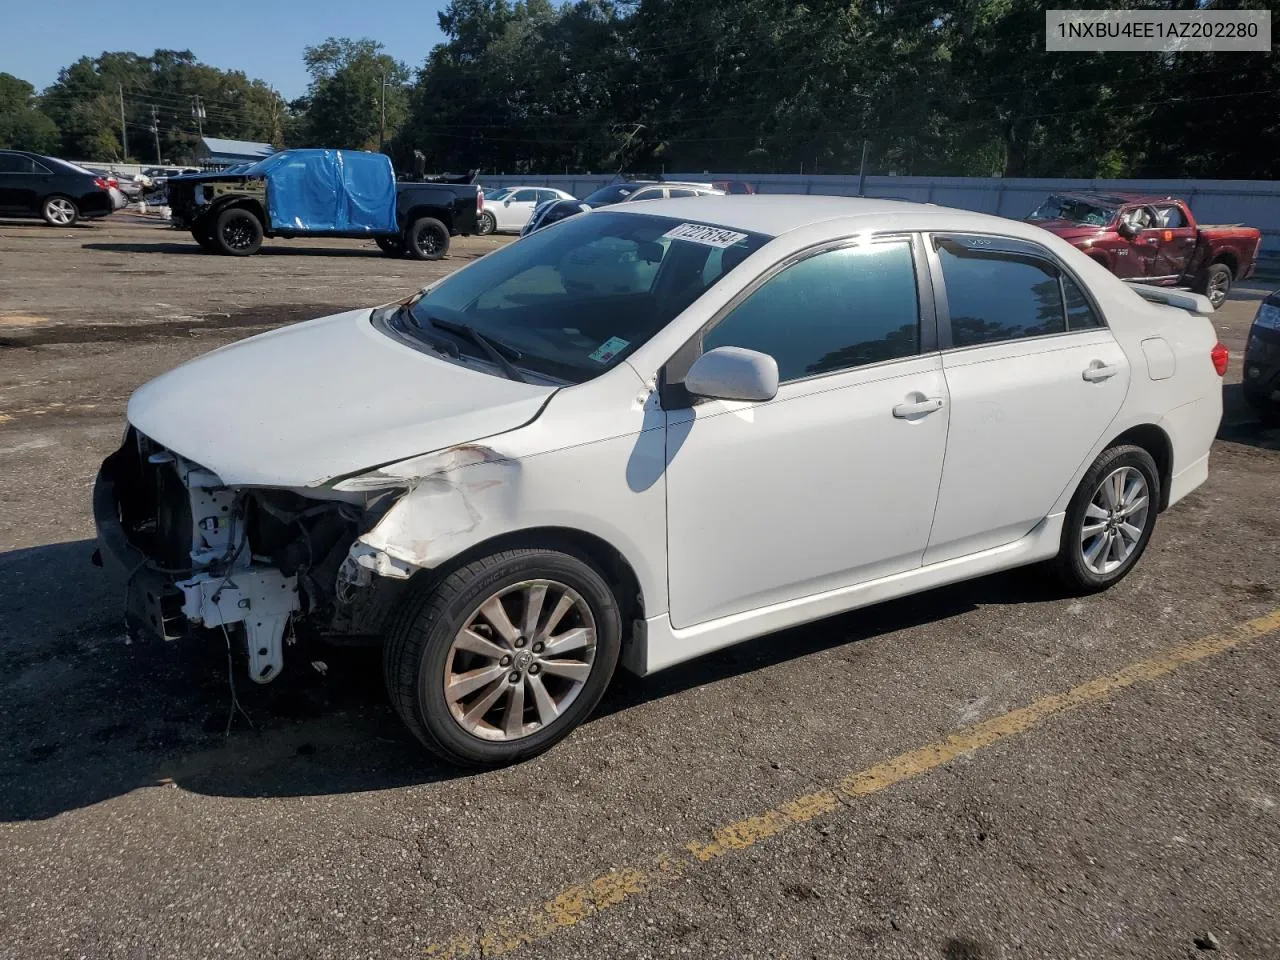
[1027,193,1261,308]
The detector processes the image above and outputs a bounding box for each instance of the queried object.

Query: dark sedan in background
[1244,289,1280,425]
[0,149,115,226]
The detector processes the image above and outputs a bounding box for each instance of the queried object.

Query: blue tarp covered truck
[166,149,482,260]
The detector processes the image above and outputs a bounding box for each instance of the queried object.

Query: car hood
[127,308,556,488]
[1028,219,1108,241]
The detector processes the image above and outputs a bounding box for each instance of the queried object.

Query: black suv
[0,150,114,226]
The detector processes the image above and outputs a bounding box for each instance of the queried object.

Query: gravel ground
[0,216,1277,960]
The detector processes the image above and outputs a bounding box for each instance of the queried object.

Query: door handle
[892,397,944,418]
[1082,363,1120,382]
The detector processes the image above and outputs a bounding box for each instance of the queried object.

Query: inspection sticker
[588,336,630,364]
[662,223,749,248]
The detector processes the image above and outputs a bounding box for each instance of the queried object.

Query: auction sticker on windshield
[663,223,750,248]
[589,336,630,364]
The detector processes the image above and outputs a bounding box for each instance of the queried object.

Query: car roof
[606,194,990,236]
[1055,191,1179,207]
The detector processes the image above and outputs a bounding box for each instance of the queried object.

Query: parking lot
[1,215,1278,959]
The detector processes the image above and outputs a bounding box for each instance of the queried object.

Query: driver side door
[1115,205,1158,280]
[662,235,949,629]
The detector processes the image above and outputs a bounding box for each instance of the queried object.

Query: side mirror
[504,198,513,206]
[684,347,779,403]
[1116,220,1137,241]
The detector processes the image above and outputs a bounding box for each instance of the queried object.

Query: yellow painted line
[425,609,1280,959]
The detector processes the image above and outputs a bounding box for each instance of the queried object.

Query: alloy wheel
[45,198,75,225]
[1207,271,1230,308]
[417,224,442,255]
[443,579,597,742]
[1079,466,1150,575]
[221,218,256,250]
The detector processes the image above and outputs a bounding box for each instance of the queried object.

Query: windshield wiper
[421,315,528,383]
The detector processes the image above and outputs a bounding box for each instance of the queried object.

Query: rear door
[923,234,1130,563]
[1151,203,1197,280]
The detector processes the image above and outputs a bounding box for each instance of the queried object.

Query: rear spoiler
[1129,283,1213,315]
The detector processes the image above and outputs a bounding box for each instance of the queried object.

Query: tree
[301,38,411,150]
[0,74,60,153]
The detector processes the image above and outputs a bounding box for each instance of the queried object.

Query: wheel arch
[207,196,267,228]
[1209,249,1239,278]
[404,204,453,232]
[1106,423,1174,510]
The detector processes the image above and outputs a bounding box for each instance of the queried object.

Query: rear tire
[212,207,263,256]
[405,217,450,260]
[1053,444,1160,593]
[1198,262,1232,309]
[477,211,497,236]
[42,195,79,227]
[375,235,405,257]
[384,547,622,766]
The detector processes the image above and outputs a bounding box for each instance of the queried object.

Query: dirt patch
[0,303,353,348]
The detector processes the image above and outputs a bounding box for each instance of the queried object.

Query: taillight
[477,191,483,213]
[1211,342,1229,376]
[93,177,109,190]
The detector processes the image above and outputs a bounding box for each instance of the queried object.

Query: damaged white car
[94,196,1226,765]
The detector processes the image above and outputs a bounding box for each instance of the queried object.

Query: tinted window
[668,188,698,198]
[1155,205,1186,228]
[511,189,538,203]
[0,153,34,174]
[703,241,920,382]
[1063,274,1102,329]
[583,184,638,205]
[936,239,1067,347]
[627,187,664,201]
[537,189,560,203]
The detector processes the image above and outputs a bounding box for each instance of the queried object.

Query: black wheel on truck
[406,217,450,261]
[375,235,405,257]
[213,207,264,256]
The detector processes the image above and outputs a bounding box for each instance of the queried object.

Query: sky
[0,0,450,99]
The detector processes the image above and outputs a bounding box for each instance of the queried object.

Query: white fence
[478,172,1280,268]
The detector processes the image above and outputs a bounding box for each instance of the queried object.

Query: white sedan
[478,185,577,235]
[94,196,1225,765]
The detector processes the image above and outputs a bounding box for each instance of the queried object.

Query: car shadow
[0,538,1056,822]
[80,241,391,259]
[1217,383,1280,451]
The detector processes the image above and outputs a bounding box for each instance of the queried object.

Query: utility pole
[857,138,871,196]
[150,104,161,164]
[191,95,206,139]
[378,73,388,152]
[118,84,128,160]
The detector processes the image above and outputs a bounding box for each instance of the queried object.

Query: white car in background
[478,186,577,235]
[94,196,1226,767]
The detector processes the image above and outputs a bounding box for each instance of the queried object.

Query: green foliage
[0,73,60,153]
[300,38,411,151]
[37,50,286,163]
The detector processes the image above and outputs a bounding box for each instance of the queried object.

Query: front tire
[477,211,497,236]
[384,547,622,766]
[405,217,450,260]
[1199,262,1232,309]
[191,224,218,252]
[1053,444,1160,593]
[42,195,79,227]
[212,207,263,256]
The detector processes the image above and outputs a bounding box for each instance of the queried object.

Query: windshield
[484,187,512,202]
[1028,195,1116,226]
[407,211,771,382]
[583,184,644,206]
[241,151,288,176]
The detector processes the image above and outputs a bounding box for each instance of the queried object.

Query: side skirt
[625,515,1065,676]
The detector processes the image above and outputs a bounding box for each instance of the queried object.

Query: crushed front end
[93,429,403,683]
